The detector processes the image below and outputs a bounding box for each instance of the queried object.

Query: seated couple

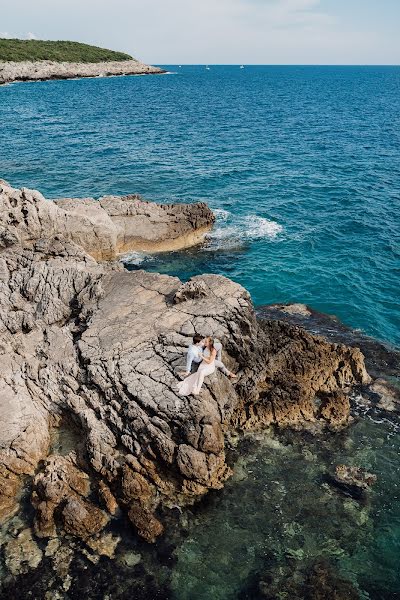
[177,335,236,397]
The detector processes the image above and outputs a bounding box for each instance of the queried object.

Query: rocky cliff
[0,59,164,85]
[0,180,373,578]
[0,181,214,259]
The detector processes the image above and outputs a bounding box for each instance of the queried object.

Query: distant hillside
[0,39,134,63]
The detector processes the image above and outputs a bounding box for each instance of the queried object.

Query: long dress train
[177,359,215,396]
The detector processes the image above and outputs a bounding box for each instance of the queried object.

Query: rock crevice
[0,182,371,544]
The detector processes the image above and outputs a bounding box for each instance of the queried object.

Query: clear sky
[1,0,400,65]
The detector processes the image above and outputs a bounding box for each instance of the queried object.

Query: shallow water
[1,413,399,600]
[1,66,400,345]
[168,418,400,600]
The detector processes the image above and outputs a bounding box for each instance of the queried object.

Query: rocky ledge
[0,181,214,259]
[0,59,164,85]
[0,180,373,566]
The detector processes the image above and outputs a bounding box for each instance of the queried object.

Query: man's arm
[186,348,194,373]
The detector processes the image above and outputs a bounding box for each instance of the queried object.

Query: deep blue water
[1,66,399,346]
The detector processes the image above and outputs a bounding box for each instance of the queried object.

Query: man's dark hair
[193,334,203,345]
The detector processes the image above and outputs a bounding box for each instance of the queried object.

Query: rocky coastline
[0,181,214,259]
[0,59,165,85]
[1,180,394,595]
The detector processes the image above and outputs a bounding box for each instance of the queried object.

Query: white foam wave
[206,213,283,250]
[213,208,231,221]
[242,215,284,239]
[209,225,239,240]
[120,251,152,266]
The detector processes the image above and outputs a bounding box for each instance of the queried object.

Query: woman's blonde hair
[206,337,215,352]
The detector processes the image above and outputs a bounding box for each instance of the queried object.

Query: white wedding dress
[177,356,216,396]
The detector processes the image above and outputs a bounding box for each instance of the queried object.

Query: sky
[1,0,400,65]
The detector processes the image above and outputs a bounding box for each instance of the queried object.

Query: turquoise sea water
[1,66,399,345]
[1,67,400,599]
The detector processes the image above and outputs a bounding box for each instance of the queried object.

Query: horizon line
[155,63,400,67]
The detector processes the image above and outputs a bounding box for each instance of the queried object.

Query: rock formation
[0,59,164,85]
[0,181,371,549]
[327,465,377,500]
[0,181,215,260]
[258,303,400,419]
[257,558,360,599]
[253,556,361,600]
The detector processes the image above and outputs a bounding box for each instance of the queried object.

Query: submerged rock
[4,528,43,576]
[305,559,360,600]
[0,184,371,547]
[85,532,121,559]
[327,465,377,500]
[369,378,400,413]
[255,558,360,600]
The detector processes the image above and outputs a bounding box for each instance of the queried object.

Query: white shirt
[186,344,203,372]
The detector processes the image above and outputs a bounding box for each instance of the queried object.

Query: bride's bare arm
[201,348,217,364]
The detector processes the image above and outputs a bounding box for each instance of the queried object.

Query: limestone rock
[0,466,21,521]
[85,532,121,559]
[0,59,164,85]
[334,465,377,488]
[328,465,377,500]
[98,481,119,515]
[4,528,43,575]
[318,391,350,430]
[119,550,142,567]
[31,453,110,539]
[370,378,400,413]
[0,181,214,260]
[96,194,215,253]
[45,538,74,579]
[128,502,164,543]
[0,185,372,542]
[174,279,210,303]
[61,497,109,540]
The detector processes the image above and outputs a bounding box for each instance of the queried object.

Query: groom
[181,335,236,378]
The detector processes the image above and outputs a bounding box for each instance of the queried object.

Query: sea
[0,65,399,347]
[1,66,400,600]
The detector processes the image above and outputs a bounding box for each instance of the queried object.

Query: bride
[177,337,217,396]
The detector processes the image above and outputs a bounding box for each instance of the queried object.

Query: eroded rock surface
[4,528,43,576]
[327,465,377,501]
[257,558,361,600]
[0,181,215,260]
[0,188,372,547]
[0,59,164,85]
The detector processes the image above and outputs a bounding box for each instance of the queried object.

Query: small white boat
[206,65,210,70]
[240,65,245,69]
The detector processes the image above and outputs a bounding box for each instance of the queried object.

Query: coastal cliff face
[0,181,375,587]
[0,59,164,85]
[0,181,214,259]
[0,182,371,553]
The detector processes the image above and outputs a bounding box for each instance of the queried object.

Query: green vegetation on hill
[0,39,134,63]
